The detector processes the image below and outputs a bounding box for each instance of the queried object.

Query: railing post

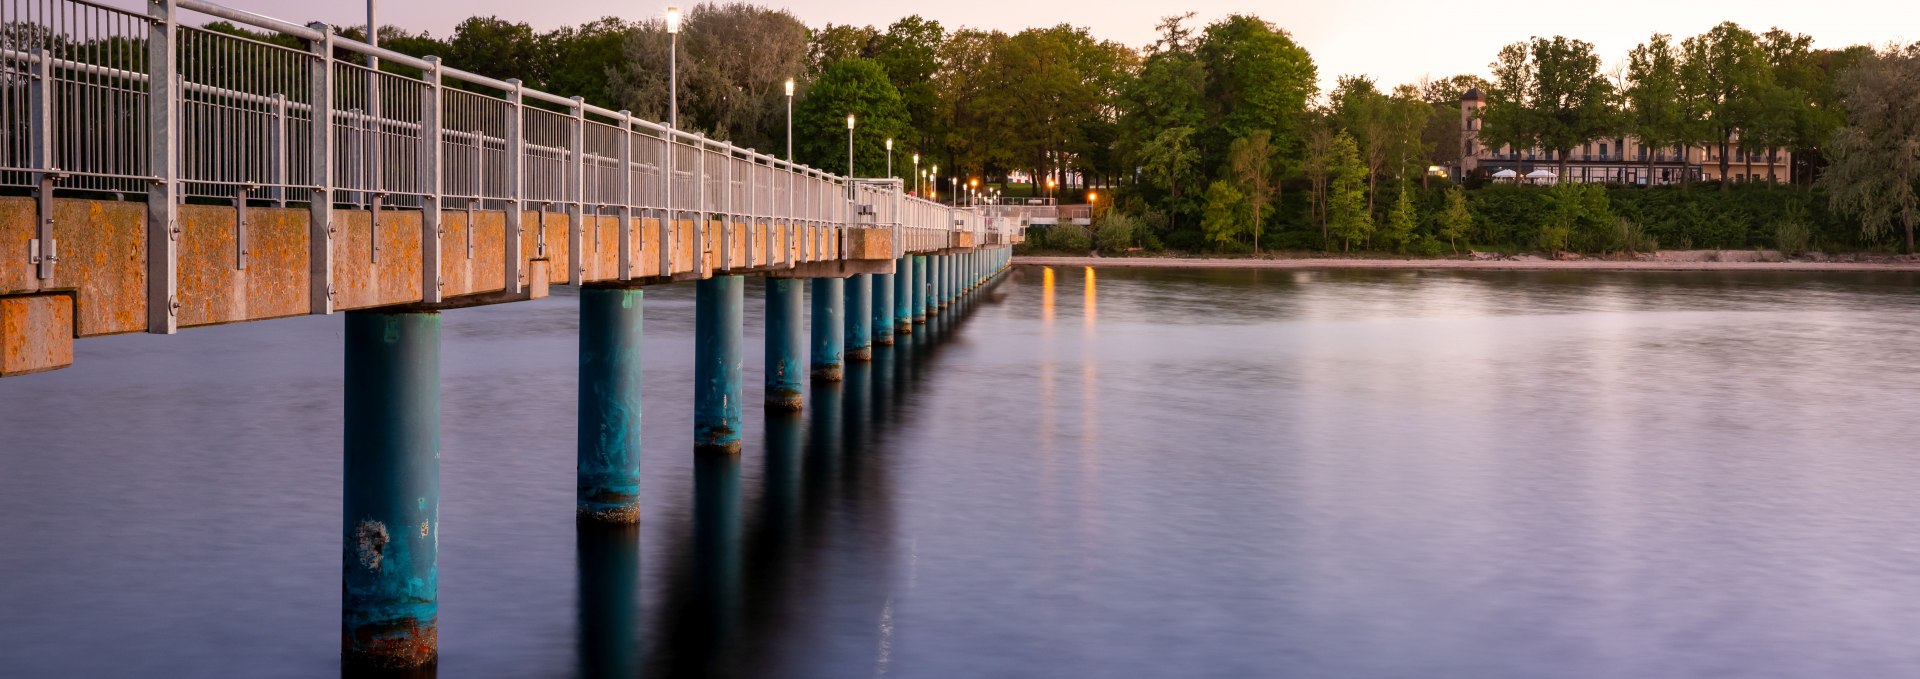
[616,110,633,280]
[420,57,443,304]
[504,79,525,294]
[306,22,334,316]
[785,162,795,268]
[714,146,725,270]
[696,134,708,277]
[658,132,673,277]
[146,0,179,333]
[29,47,58,281]
[269,93,288,208]
[568,96,585,285]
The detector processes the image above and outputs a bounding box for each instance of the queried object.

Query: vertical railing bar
[146,0,179,333]
[420,55,442,303]
[567,95,584,285]
[30,46,57,280]
[306,21,334,315]
[503,78,523,294]
[616,109,633,280]
[270,92,286,206]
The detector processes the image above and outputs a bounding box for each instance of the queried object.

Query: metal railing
[2,0,1006,324]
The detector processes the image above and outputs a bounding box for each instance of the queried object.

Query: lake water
[7,265,1920,678]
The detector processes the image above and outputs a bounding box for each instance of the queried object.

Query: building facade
[1457,89,1791,185]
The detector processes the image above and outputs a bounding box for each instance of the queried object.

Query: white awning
[1525,169,1557,178]
[1492,169,1518,178]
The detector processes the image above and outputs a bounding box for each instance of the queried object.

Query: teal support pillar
[845,273,872,361]
[912,255,928,324]
[931,256,945,313]
[765,279,806,410]
[695,276,744,455]
[578,287,644,523]
[342,310,441,670]
[894,256,913,334]
[873,272,894,345]
[811,277,844,381]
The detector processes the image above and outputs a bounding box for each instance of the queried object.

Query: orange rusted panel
[0,197,35,295]
[1,294,73,377]
[543,211,570,285]
[848,227,895,260]
[471,210,506,294]
[583,214,619,282]
[175,204,242,326]
[247,207,311,322]
[637,217,661,278]
[440,211,473,297]
[332,209,426,311]
[49,199,147,336]
[675,219,695,275]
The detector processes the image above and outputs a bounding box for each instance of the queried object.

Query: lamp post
[784,78,794,162]
[885,138,894,180]
[666,6,681,130]
[912,154,921,195]
[847,113,856,176]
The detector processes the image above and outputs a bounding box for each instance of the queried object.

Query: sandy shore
[1014,255,1920,272]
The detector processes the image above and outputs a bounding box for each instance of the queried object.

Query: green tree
[808,23,878,76]
[448,17,542,86]
[1484,36,1615,180]
[1625,34,1689,186]
[540,18,631,108]
[1200,180,1250,249]
[1683,22,1773,192]
[1821,46,1920,252]
[794,59,908,176]
[1382,182,1418,252]
[1228,131,1277,252]
[871,16,946,158]
[1327,131,1373,251]
[1137,126,1201,230]
[1193,14,1317,163]
[1438,184,1473,252]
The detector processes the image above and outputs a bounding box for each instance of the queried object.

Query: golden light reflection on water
[1084,266,1096,327]
[1041,267,1055,323]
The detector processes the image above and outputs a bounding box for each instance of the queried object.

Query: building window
[1600,143,1609,159]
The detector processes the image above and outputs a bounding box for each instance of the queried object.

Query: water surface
[6,266,1920,678]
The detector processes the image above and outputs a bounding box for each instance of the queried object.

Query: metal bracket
[234,186,256,270]
[33,172,64,280]
[466,198,477,260]
[369,192,384,264]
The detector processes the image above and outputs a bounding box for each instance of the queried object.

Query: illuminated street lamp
[913,153,921,195]
[846,113,856,176]
[885,138,894,179]
[783,78,794,162]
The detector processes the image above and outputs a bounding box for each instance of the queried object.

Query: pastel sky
[161,0,1917,93]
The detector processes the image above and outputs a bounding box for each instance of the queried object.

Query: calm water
[7,266,1920,678]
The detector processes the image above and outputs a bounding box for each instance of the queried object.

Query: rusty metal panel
[470,211,506,295]
[674,219,695,276]
[637,217,661,278]
[1,294,73,377]
[245,207,310,322]
[584,215,618,282]
[439,211,474,297]
[332,209,426,311]
[0,198,36,295]
[50,199,147,337]
[176,204,243,326]
[848,228,895,260]
[543,211,570,285]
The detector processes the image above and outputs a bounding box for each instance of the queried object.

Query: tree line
[186,7,1920,254]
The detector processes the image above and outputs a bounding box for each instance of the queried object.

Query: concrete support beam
[341,310,440,670]
[694,276,744,455]
[0,294,72,377]
[845,274,871,361]
[577,287,644,523]
[810,277,843,382]
[761,258,893,279]
[765,279,805,410]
